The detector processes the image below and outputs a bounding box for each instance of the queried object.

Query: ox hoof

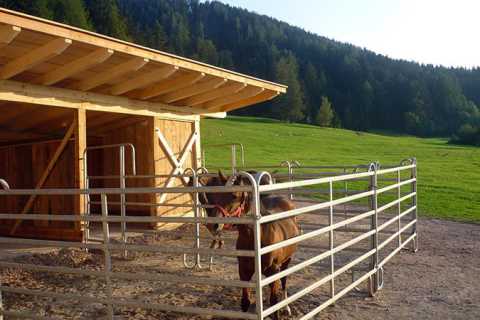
[241,298,251,312]
[284,305,292,316]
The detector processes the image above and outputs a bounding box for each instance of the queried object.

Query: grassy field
[201,116,480,223]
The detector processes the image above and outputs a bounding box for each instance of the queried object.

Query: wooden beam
[138,72,205,100]
[74,109,86,231]
[9,108,71,132]
[205,86,264,111]
[0,37,72,79]
[0,103,34,125]
[0,132,48,145]
[0,125,49,140]
[109,65,179,95]
[74,57,148,91]
[0,24,21,48]
[0,79,226,119]
[85,113,119,128]
[35,48,114,85]
[221,90,279,112]
[180,82,246,107]
[160,77,227,103]
[10,121,76,235]
[0,9,287,93]
[89,116,145,135]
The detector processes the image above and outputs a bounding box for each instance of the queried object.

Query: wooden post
[74,108,87,231]
[193,119,202,169]
[151,117,160,219]
[10,121,76,235]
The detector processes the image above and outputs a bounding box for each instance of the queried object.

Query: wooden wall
[0,113,200,238]
[100,118,155,216]
[98,116,199,227]
[0,139,80,239]
[153,118,198,228]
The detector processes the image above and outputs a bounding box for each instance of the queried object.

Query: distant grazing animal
[196,171,300,319]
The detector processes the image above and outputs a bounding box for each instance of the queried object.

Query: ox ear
[187,175,211,186]
[198,176,211,186]
[218,170,228,184]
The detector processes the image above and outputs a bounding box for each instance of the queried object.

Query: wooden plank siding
[153,118,196,229]
[0,139,80,240]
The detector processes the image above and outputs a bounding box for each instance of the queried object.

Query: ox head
[189,170,249,235]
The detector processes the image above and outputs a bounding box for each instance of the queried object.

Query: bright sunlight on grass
[202,116,480,223]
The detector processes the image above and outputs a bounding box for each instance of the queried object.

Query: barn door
[152,118,200,228]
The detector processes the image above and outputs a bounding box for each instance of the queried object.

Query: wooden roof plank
[205,86,265,110]
[0,79,226,119]
[0,9,286,93]
[109,64,179,95]
[0,24,21,48]
[35,47,114,85]
[221,90,279,112]
[180,82,246,106]
[160,77,228,103]
[74,56,148,91]
[138,72,205,100]
[0,37,72,79]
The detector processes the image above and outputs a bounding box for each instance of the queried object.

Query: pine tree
[52,0,92,30]
[304,62,326,123]
[195,39,218,65]
[0,0,53,19]
[271,53,304,122]
[151,21,168,50]
[84,0,130,40]
[316,96,335,127]
[170,14,191,55]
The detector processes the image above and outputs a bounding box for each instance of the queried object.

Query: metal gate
[0,159,417,319]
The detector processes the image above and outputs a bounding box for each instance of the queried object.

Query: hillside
[0,0,479,143]
[202,117,480,223]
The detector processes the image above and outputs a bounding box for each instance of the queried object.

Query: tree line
[0,0,479,146]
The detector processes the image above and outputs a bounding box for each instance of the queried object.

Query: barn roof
[0,8,286,120]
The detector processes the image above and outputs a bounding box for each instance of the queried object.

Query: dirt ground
[1,216,479,320]
[315,218,480,320]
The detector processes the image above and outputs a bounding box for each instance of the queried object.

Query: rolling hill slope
[202,116,480,223]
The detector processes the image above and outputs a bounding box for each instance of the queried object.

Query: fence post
[397,168,402,248]
[250,176,263,320]
[411,158,418,252]
[119,145,127,258]
[101,194,114,320]
[281,161,293,200]
[343,167,348,229]
[183,169,208,270]
[0,179,7,320]
[0,287,3,320]
[231,144,237,175]
[192,170,202,269]
[328,180,335,299]
[368,162,379,296]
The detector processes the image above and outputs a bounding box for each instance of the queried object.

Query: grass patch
[201,116,480,224]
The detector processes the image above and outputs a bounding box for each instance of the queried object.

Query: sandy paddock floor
[1,211,479,320]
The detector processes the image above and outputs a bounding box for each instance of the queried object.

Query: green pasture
[201,116,480,223]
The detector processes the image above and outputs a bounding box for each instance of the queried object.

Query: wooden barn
[0,8,286,241]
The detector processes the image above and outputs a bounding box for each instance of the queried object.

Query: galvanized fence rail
[0,159,417,319]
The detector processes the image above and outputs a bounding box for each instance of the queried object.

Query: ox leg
[238,257,254,312]
[280,259,292,316]
[269,279,282,320]
[265,265,283,320]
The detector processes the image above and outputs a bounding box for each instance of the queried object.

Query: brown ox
[195,171,300,320]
